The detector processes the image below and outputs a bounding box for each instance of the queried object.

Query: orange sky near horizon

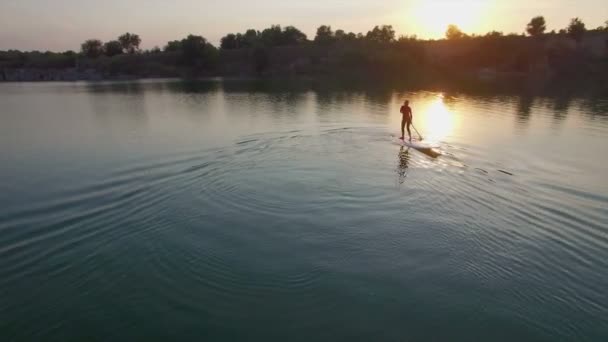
[0,0,606,50]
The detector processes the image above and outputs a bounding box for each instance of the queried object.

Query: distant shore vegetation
[1,17,607,87]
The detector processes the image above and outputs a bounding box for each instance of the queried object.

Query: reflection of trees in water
[219,83,311,120]
[82,80,608,134]
[494,95,513,107]
[86,81,148,128]
[314,89,335,114]
[267,92,309,118]
[167,80,220,93]
[580,96,608,120]
[314,90,361,120]
[550,93,573,122]
[220,79,311,119]
[314,80,394,105]
[523,90,608,123]
[392,90,413,103]
[516,95,535,124]
[313,84,395,120]
[323,91,361,105]
[170,81,222,119]
[362,88,393,106]
[221,79,308,94]
[85,80,146,95]
[396,147,411,185]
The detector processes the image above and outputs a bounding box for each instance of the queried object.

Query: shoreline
[2,73,606,98]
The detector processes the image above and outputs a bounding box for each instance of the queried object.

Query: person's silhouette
[400,100,413,141]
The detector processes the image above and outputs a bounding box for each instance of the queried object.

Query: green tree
[332,30,358,42]
[164,40,182,52]
[346,32,358,41]
[366,25,395,43]
[335,29,346,41]
[258,25,306,46]
[81,39,103,58]
[103,40,124,57]
[180,34,218,68]
[221,29,263,49]
[485,31,504,38]
[221,33,239,49]
[242,29,260,47]
[446,25,465,40]
[315,25,334,44]
[567,17,586,43]
[282,26,307,45]
[261,25,283,46]
[398,34,418,42]
[526,16,546,37]
[118,32,141,54]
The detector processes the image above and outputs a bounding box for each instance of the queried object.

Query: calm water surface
[1,80,607,341]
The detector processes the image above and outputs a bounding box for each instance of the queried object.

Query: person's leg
[401,120,405,139]
[407,121,412,141]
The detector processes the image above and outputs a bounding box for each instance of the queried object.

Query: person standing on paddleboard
[400,100,413,141]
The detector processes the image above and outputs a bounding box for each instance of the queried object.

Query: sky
[1,0,606,51]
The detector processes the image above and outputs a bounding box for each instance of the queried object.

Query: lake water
[0,79,607,341]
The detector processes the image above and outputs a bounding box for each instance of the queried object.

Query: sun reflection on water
[418,95,457,142]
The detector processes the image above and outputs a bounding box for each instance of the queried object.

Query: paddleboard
[393,137,435,150]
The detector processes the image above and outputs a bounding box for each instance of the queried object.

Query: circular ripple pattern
[1,83,608,341]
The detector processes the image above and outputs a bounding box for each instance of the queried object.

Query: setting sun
[410,0,492,38]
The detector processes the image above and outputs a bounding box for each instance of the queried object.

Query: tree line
[1,17,607,80]
[72,16,608,59]
[3,16,604,62]
[81,33,143,58]
[220,17,605,49]
[445,17,596,42]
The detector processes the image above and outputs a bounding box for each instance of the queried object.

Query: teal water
[0,80,607,341]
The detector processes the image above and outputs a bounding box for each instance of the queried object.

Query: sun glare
[419,95,457,141]
[410,0,492,39]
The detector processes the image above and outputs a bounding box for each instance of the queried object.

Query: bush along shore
[1,20,607,89]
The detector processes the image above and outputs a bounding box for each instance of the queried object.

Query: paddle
[411,123,424,141]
